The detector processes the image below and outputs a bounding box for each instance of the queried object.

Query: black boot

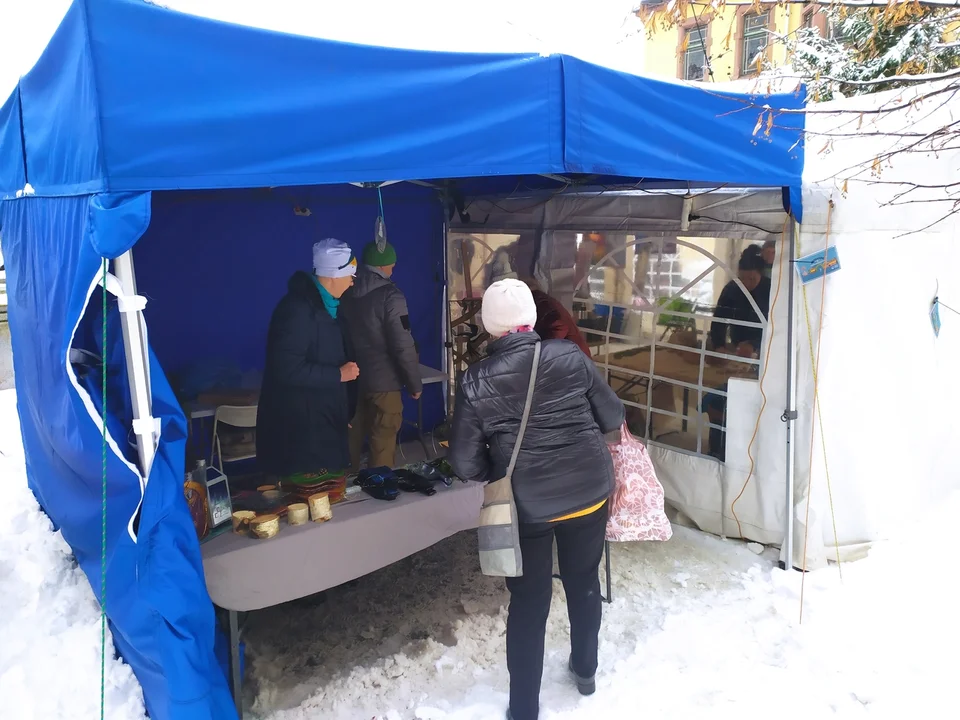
[568,657,596,696]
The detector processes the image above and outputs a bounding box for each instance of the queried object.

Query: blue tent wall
[0,193,235,720]
[0,90,25,194]
[135,184,447,433]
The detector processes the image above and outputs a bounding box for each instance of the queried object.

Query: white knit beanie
[312,238,357,278]
[482,279,537,338]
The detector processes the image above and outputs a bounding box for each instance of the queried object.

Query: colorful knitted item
[280,470,347,504]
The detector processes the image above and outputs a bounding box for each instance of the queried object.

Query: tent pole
[441,212,451,419]
[112,251,157,478]
[782,219,798,571]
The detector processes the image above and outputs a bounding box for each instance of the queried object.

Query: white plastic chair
[211,404,258,474]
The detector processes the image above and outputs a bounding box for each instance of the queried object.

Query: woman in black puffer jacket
[449,279,624,720]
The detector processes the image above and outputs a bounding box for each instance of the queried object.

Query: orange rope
[799,200,844,623]
[730,219,789,538]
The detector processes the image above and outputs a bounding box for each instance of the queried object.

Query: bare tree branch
[894,204,960,238]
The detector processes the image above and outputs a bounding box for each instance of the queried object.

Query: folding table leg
[229,609,243,719]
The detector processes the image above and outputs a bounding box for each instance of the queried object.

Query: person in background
[761,239,777,279]
[709,249,771,352]
[449,279,624,720]
[700,339,758,461]
[340,241,421,472]
[702,248,770,460]
[256,238,359,482]
[520,275,592,356]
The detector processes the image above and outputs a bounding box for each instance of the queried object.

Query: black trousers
[505,505,607,720]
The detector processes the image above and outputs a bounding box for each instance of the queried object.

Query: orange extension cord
[729,218,788,538]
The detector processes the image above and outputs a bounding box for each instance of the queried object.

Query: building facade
[639,1,829,82]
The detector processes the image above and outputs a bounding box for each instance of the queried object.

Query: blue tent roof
[0,0,805,210]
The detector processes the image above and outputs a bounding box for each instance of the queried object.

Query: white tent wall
[719,82,960,569]
[799,83,960,561]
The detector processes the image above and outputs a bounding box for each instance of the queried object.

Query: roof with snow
[0,0,805,205]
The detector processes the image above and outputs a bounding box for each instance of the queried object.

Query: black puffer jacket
[449,332,624,524]
[257,271,357,476]
[340,267,421,394]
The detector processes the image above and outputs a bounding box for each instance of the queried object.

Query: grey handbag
[477,341,541,577]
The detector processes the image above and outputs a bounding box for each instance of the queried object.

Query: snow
[1,385,957,719]
[0,391,146,720]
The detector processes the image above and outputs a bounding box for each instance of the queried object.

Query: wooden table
[602,346,757,433]
[411,365,445,457]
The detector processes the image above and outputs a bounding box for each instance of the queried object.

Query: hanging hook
[375,186,387,252]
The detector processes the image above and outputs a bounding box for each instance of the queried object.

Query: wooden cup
[287,502,309,526]
[231,510,256,534]
[250,514,280,539]
[308,492,333,523]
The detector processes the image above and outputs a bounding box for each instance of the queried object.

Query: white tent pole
[782,219,798,571]
[112,250,158,478]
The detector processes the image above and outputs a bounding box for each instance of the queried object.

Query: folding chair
[210,404,258,474]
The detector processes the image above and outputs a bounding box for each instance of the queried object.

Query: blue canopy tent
[0,1,804,718]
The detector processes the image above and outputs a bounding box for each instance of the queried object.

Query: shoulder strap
[506,341,541,477]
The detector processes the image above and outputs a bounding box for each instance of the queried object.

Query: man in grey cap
[341,240,421,471]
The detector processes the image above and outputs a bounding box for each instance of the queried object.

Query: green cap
[362,241,397,267]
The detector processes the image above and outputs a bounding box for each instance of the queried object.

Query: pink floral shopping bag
[606,422,673,542]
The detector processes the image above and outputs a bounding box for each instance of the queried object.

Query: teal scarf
[312,276,340,319]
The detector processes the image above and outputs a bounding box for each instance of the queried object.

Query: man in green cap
[340,241,422,471]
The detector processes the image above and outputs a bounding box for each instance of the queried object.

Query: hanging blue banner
[796,245,841,285]
[931,298,942,338]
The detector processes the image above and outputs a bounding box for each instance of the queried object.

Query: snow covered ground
[0,390,146,720]
[0,384,957,719]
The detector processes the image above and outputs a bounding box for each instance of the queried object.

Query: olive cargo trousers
[349,391,404,472]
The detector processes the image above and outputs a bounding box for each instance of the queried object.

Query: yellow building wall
[643,2,806,82]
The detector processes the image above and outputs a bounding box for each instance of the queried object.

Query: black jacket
[710,276,771,350]
[257,271,357,476]
[449,333,624,524]
[340,267,422,394]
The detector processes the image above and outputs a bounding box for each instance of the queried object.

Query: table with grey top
[201,479,482,718]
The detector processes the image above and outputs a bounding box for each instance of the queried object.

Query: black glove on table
[394,469,437,497]
[354,467,400,501]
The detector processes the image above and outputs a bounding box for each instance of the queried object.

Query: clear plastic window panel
[539,231,767,460]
